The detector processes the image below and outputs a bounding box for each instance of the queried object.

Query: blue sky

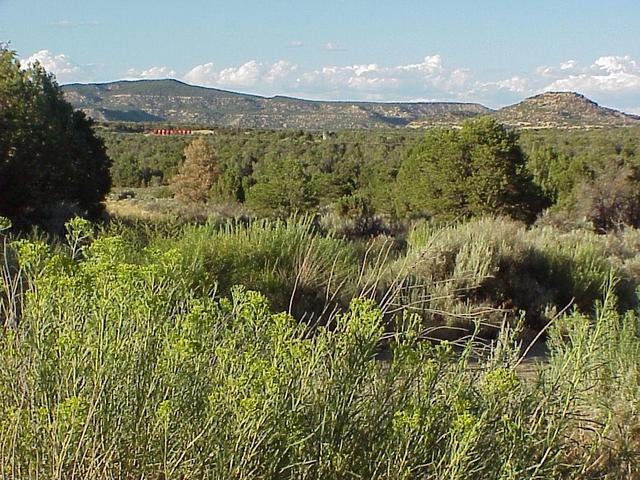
[2,0,640,112]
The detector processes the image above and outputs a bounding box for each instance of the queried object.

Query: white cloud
[493,76,530,93]
[264,60,297,84]
[397,55,444,75]
[126,65,176,79]
[289,40,304,48]
[20,49,640,113]
[594,55,637,74]
[560,60,578,70]
[323,42,347,52]
[543,55,640,99]
[218,60,262,87]
[49,20,100,28]
[21,50,82,83]
[290,55,457,98]
[471,55,640,111]
[446,68,472,88]
[183,62,217,85]
[184,60,266,88]
[179,55,478,102]
[536,60,583,79]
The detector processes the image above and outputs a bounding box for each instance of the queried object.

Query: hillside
[493,92,640,128]
[61,79,491,129]
[62,80,640,129]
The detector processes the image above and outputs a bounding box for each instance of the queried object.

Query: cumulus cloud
[560,60,578,71]
[492,76,530,93]
[218,60,262,87]
[184,61,266,88]
[544,55,640,94]
[264,60,297,84]
[20,48,640,113]
[183,62,217,85]
[181,55,475,100]
[289,40,304,48]
[446,68,472,89]
[463,55,640,112]
[126,66,176,79]
[290,55,456,98]
[21,50,84,83]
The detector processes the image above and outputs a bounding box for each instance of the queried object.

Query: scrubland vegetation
[3,44,640,478]
[100,120,640,232]
[2,217,640,478]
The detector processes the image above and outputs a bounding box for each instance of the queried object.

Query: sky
[2,0,640,113]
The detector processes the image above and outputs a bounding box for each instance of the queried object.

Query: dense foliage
[101,127,407,216]
[395,118,544,222]
[100,122,640,231]
[523,128,640,230]
[78,216,640,339]
[2,217,640,478]
[4,53,640,479]
[0,47,111,228]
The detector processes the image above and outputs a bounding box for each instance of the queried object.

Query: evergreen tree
[0,46,111,227]
[170,138,221,204]
[396,117,545,222]
[247,156,317,216]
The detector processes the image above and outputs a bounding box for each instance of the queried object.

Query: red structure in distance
[151,129,193,135]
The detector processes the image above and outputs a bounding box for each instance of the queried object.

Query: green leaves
[3,221,640,477]
[0,46,111,228]
[396,117,545,222]
[247,155,318,217]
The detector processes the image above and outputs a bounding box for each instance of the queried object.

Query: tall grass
[2,217,640,478]
[0,223,583,478]
[0,219,22,328]
[103,215,640,341]
[160,216,366,322]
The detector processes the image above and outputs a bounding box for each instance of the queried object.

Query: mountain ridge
[61,79,640,129]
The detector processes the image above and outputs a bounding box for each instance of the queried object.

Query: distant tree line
[102,119,640,231]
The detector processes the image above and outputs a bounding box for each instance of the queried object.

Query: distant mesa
[61,79,640,129]
[493,91,640,129]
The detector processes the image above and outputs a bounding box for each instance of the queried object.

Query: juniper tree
[0,45,111,227]
[396,117,545,223]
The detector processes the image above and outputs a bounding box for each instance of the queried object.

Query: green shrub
[2,218,640,478]
[0,47,111,228]
[396,118,545,222]
[381,217,635,336]
[0,226,582,478]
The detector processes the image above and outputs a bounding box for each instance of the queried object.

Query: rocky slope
[62,80,640,129]
[61,79,491,129]
[493,92,640,128]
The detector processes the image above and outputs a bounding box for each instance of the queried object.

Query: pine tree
[170,138,221,204]
[247,156,317,216]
